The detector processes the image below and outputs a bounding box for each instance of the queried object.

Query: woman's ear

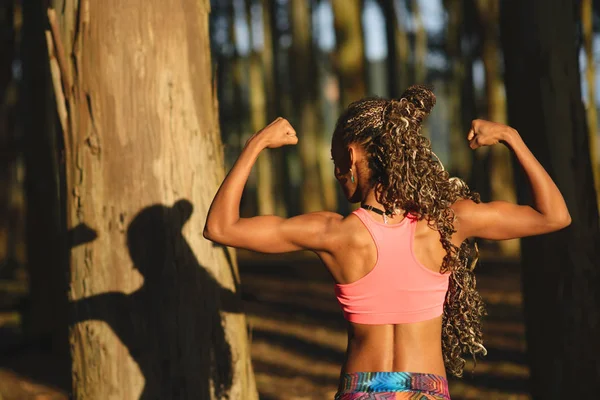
[347,145,355,168]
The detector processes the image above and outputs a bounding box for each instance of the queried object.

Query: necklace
[361,204,393,224]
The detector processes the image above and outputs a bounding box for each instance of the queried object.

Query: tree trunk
[261,0,288,217]
[581,0,600,209]
[0,0,19,272]
[331,0,366,107]
[49,0,257,398]
[443,0,472,178]
[500,1,600,398]
[247,0,276,216]
[411,0,427,84]
[377,0,410,97]
[21,1,71,386]
[290,0,325,213]
[476,0,519,258]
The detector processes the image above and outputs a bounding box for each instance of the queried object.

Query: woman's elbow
[548,212,572,232]
[202,225,213,240]
[560,213,572,229]
[203,223,222,242]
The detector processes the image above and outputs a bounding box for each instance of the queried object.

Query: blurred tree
[443,0,473,179]
[0,0,21,276]
[475,0,519,257]
[46,0,257,398]
[267,0,301,215]
[21,0,70,383]
[582,0,600,209]
[332,0,366,107]
[410,0,427,84]
[261,0,288,217]
[290,0,326,213]
[378,0,410,98]
[246,0,277,216]
[501,1,600,398]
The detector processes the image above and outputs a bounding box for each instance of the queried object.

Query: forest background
[0,0,599,399]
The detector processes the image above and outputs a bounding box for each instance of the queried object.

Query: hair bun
[398,84,436,115]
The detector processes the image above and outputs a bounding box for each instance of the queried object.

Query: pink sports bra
[334,207,450,325]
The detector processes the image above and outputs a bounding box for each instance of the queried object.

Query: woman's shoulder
[450,198,479,215]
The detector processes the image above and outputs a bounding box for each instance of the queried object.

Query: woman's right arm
[452,119,571,242]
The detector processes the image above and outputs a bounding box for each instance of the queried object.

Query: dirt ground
[0,250,530,400]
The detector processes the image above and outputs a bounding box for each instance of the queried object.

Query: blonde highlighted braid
[333,85,487,377]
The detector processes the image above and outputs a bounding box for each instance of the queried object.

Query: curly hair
[333,85,487,377]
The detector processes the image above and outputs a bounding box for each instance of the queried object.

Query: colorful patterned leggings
[334,371,451,399]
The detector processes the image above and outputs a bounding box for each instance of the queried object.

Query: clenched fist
[467,119,515,149]
[247,117,298,149]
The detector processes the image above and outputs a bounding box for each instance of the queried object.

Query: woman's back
[320,206,459,378]
[204,90,571,398]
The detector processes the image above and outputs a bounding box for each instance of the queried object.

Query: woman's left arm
[203,118,341,254]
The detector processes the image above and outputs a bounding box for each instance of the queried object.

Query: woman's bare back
[318,211,457,378]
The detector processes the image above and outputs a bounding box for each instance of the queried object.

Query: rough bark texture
[501,1,600,398]
[50,0,257,398]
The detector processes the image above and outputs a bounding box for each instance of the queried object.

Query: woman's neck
[359,188,404,217]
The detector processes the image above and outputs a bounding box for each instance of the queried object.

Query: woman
[203,85,571,399]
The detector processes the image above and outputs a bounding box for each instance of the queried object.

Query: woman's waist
[343,331,446,377]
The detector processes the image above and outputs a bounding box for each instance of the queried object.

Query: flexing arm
[203,118,341,253]
[452,119,571,242]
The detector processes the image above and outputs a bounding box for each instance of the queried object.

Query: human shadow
[71,199,241,399]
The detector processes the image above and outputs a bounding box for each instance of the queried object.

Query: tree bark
[501,1,600,398]
[49,0,257,398]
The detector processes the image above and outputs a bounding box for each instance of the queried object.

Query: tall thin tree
[443,0,472,178]
[246,0,277,216]
[475,0,519,257]
[501,1,600,398]
[581,0,599,208]
[410,0,427,84]
[331,0,366,107]
[290,0,325,213]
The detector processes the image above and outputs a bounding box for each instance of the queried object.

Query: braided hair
[333,85,487,377]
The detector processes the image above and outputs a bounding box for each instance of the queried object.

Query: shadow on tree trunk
[70,200,241,399]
